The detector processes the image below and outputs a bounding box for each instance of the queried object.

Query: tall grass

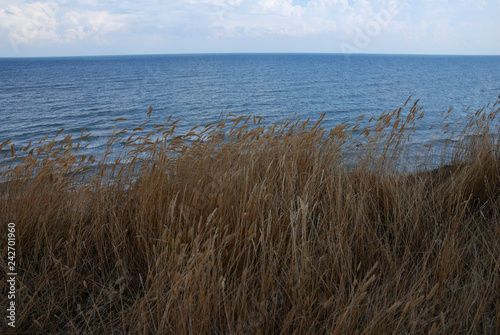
[1,97,499,334]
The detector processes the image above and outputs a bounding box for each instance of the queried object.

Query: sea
[0,53,499,168]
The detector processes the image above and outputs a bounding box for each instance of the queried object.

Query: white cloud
[256,0,303,16]
[458,0,487,10]
[308,0,349,11]
[185,0,243,5]
[62,10,127,43]
[0,0,129,50]
[0,0,498,55]
[0,2,61,45]
[196,0,341,37]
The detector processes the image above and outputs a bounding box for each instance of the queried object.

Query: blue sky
[0,0,499,57]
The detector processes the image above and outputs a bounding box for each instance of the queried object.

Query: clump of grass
[1,97,500,334]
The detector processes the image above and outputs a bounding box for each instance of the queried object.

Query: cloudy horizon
[0,0,499,57]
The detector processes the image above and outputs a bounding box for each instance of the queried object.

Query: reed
[1,97,499,334]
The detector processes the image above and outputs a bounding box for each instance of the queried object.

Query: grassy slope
[1,99,499,334]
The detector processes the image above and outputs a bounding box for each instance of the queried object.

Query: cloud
[62,10,128,43]
[0,0,498,55]
[0,0,129,50]
[0,2,60,45]
[189,0,341,37]
[185,0,243,5]
[256,0,303,16]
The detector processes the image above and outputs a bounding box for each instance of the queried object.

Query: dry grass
[1,97,500,334]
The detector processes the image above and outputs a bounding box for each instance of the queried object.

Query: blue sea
[0,53,499,167]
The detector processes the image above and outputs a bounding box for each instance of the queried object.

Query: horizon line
[1,51,500,59]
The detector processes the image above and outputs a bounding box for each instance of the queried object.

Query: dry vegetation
[1,98,500,334]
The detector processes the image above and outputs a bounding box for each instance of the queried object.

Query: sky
[0,0,499,57]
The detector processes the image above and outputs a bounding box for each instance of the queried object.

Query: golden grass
[1,97,500,334]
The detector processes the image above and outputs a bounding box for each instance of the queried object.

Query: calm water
[0,54,499,165]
